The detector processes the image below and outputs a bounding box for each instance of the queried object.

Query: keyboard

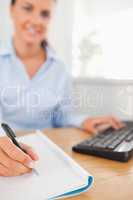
[72,121,133,162]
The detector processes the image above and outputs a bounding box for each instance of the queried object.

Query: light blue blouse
[0,39,86,133]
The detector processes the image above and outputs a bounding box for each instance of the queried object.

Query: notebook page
[0,132,91,200]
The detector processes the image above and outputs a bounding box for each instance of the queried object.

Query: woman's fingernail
[32,150,39,160]
[27,161,35,169]
[34,154,39,160]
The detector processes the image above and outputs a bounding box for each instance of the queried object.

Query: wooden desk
[41,128,133,200]
[18,128,133,200]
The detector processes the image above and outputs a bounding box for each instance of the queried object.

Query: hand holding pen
[0,123,39,177]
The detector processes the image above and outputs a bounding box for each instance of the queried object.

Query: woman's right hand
[0,137,39,177]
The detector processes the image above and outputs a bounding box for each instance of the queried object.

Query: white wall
[73,0,133,78]
[72,0,133,120]
[0,0,11,42]
[0,0,74,69]
[73,79,133,121]
[82,0,133,17]
[49,0,75,68]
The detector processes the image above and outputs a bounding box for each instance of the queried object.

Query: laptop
[72,121,133,162]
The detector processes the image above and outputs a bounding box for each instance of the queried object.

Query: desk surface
[40,128,133,200]
[18,128,133,200]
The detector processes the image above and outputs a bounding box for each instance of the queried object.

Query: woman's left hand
[82,116,125,135]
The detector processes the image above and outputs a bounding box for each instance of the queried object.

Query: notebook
[0,131,93,200]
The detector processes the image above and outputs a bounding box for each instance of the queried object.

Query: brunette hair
[11,0,16,5]
[11,0,56,5]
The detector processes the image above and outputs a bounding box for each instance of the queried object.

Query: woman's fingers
[82,119,98,134]
[0,137,39,177]
[0,163,29,177]
[95,123,112,133]
[20,143,39,161]
[0,162,31,177]
[100,116,125,130]
[0,163,11,177]
[105,117,120,129]
[0,149,31,176]
[82,116,125,134]
[85,125,98,135]
[90,116,125,129]
[109,116,125,129]
[0,137,35,168]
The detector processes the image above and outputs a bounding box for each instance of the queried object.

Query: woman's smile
[24,24,44,38]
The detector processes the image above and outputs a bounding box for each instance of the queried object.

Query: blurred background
[1,0,133,120]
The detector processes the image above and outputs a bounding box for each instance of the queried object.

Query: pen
[1,123,39,176]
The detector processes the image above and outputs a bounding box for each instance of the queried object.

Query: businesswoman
[0,0,124,176]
